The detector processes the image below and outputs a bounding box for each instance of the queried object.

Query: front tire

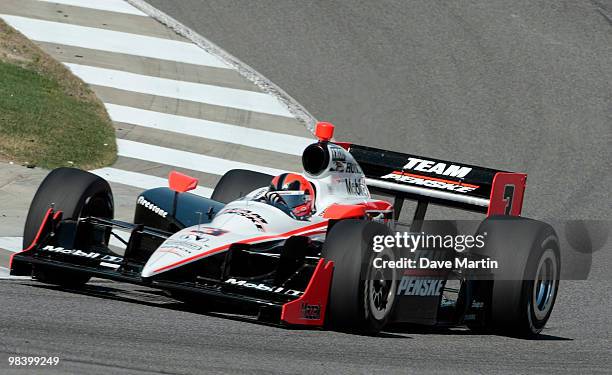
[24,168,114,287]
[322,220,398,334]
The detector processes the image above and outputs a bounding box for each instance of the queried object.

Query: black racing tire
[322,219,398,335]
[24,168,114,287]
[469,216,560,337]
[211,169,273,204]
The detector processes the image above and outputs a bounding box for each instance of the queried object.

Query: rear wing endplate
[347,144,526,216]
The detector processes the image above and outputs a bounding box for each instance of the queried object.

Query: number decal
[503,184,515,215]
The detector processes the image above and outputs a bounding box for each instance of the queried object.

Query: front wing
[10,209,334,327]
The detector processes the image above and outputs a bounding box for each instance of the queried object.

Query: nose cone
[141,250,184,278]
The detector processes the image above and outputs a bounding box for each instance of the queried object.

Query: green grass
[0,60,116,169]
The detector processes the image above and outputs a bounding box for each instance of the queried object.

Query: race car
[10,122,560,336]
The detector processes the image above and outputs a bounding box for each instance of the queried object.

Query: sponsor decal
[248,187,269,199]
[137,196,168,218]
[99,254,124,263]
[42,245,99,259]
[159,240,203,255]
[381,171,478,193]
[402,157,472,178]
[179,227,228,238]
[224,278,302,296]
[100,262,120,269]
[196,227,228,236]
[178,231,210,243]
[330,146,346,161]
[330,161,361,174]
[300,302,321,320]
[157,248,185,257]
[397,277,445,296]
[41,246,123,263]
[344,177,369,197]
[218,208,268,231]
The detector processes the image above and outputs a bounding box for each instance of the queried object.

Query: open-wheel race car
[10,122,560,336]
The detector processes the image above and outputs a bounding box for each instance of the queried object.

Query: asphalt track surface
[148,0,612,221]
[2,1,612,374]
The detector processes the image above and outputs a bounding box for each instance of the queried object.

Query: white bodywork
[141,142,375,277]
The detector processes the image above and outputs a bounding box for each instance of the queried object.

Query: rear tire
[322,220,398,334]
[24,168,114,287]
[469,216,560,337]
[211,169,273,204]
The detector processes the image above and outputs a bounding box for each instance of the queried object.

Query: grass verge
[0,19,116,170]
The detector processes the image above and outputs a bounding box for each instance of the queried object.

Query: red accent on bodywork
[323,200,393,219]
[364,200,393,212]
[315,122,335,141]
[168,171,198,193]
[9,208,56,270]
[322,204,366,219]
[487,172,527,216]
[52,211,63,221]
[152,221,329,274]
[334,142,352,150]
[281,259,334,326]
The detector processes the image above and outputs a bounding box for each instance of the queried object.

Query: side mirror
[168,171,198,193]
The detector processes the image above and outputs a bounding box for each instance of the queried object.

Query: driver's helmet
[268,173,315,219]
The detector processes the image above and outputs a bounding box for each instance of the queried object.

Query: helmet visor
[275,191,311,215]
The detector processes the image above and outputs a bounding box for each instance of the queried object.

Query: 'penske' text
[381,172,477,193]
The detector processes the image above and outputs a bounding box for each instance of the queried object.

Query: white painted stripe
[128,0,317,131]
[0,233,128,251]
[37,0,147,16]
[117,139,288,177]
[0,237,22,253]
[0,267,31,280]
[100,262,120,269]
[65,64,293,117]
[91,167,213,198]
[109,230,129,249]
[0,15,228,68]
[105,104,312,156]
[112,230,131,243]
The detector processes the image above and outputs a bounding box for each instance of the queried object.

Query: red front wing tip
[280,258,334,326]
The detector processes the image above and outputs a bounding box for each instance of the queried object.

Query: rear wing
[347,144,527,217]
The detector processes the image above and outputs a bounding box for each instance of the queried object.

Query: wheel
[469,216,560,337]
[322,219,398,334]
[210,169,273,204]
[24,168,114,287]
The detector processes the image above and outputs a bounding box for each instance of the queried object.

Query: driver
[263,173,315,220]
